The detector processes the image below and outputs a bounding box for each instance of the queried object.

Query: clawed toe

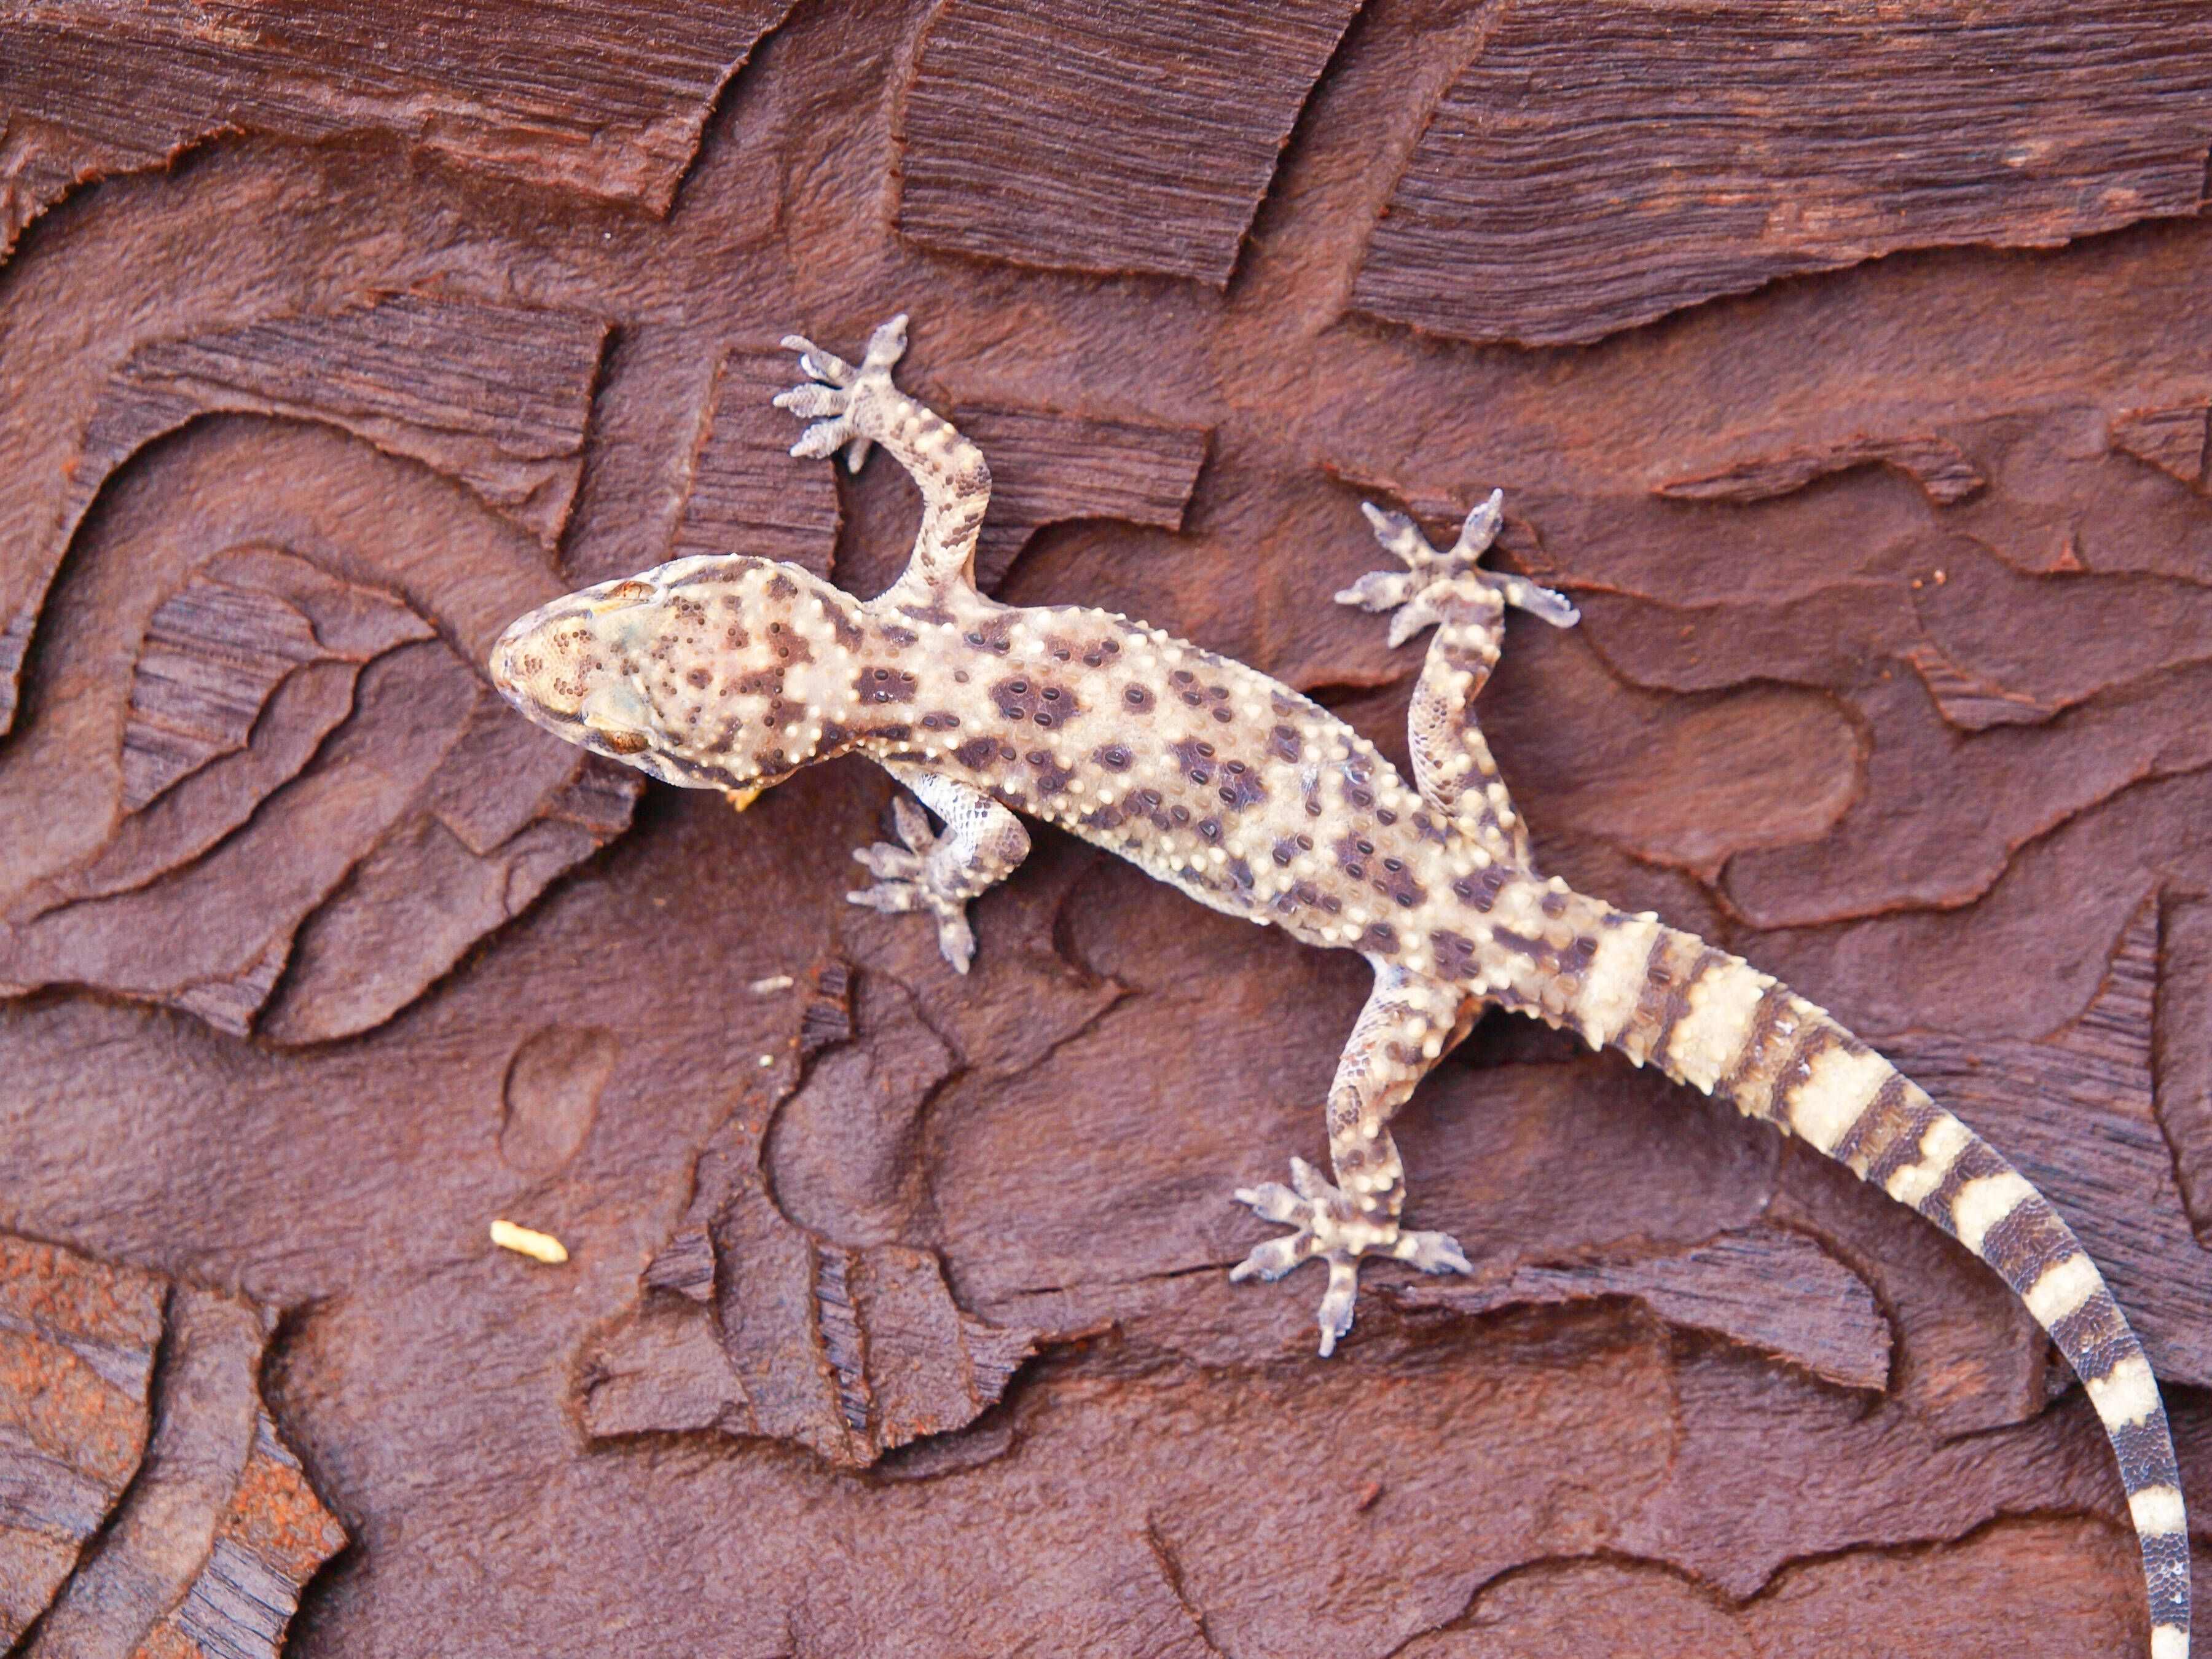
[1394,1228,1473,1275]
[1316,1257,1359,1357]
[1231,1180,1304,1225]
[779,333,857,388]
[931,909,976,975]
[1230,1231,1310,1283]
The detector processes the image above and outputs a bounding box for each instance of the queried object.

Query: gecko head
[490,555,866,791]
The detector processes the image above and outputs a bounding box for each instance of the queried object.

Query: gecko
[490,315,2190,1657]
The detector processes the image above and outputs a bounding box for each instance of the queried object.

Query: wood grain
[899,0,1360,284]
[1353,0,2212,345]
[0,0,794,259]
[0,1,2203,1653]
[0,1239,341,1658]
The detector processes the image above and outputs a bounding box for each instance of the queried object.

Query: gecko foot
[775,313,909,473]
[847,794,978,974]
[1336,492,1579,645]
[1230,1156,1471,1356]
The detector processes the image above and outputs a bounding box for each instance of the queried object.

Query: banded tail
[1555,900,2190,1659]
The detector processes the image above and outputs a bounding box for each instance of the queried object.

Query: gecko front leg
[1233,963,1480,1354]
[849,766,1030,973]
[777,314,992,605]
[1338,493,1578,866]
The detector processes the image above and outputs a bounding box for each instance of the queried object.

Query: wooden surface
[0,1,2206,1653]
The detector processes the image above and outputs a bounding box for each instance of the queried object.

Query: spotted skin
[490,317,2188,1656]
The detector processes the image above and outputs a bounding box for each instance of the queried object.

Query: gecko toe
[846,881,920,914]
[934,909,976,975]
[1315,1257,1359,1356]
[791,416,855,460]
[778,334,857,386]
[772,383,850,419]
[1395,1228,1473,1275]
[1230,1232,1311,1284]
[1233,1181,1304,1224]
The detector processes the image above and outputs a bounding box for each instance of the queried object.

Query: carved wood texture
[0,1,2207,1654]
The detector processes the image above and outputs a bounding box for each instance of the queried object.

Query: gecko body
[492,316,2190,1657]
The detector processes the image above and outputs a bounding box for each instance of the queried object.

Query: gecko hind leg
[1231,963,1479,1355]
[1337,493,1577,866]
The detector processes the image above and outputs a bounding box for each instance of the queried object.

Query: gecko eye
[590,579,657,614]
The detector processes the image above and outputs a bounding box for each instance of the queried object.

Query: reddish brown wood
[669,345,841,578]
[1390,1222,1892,1391]
[1352,0,2212,346]
[0,292,609,735]
[898,0,1360,284]
[1657,433,1988,509]
[958,406,1209,590]
[0,1238,340,1658]
[0,1,2204,1653]
[0,0,794,260]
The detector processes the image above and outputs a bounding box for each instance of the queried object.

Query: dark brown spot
[1170,737,1215,786]
[993,675,1074,726]
[1268,724,1302,763]
[860,666,919,705]
[1218,772,1266,810]
[1452,868,1508,912]
[1093,743,1133,772]
[953,736,1002,770]
[1491,926,1545,958]
[1433,931,1478,979]
[1376,865,1426,909]
[686,667,712,689]
[1335,836,1367,880]
[1123,684,1155,712]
